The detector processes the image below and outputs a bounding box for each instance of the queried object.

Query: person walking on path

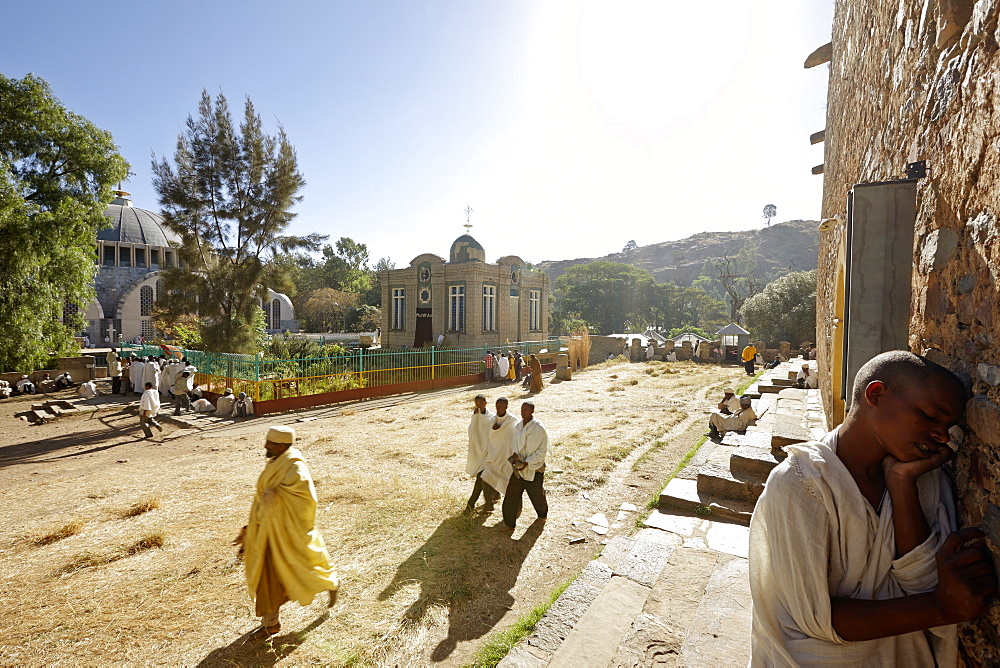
[139,381,163,438]
[234,426,339,635]
[742,343,758,376]
[502,401,549,529]
[528,354,543,393]
[172,371,191,415]
[481,397,517,510]
[465,394,496,513]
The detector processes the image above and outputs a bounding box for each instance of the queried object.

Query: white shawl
[749,428,957,666]
[481,412,517,493]
[465,410,494,476]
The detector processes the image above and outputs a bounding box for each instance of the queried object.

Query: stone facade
[814,1,1000,661]
[379,234,549,348]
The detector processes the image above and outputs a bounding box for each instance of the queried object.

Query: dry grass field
[0,359,746,666]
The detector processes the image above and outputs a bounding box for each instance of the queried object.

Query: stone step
[770,413,813,448]
[770,377,795,386]
[45,399,76,410]
[787,370,799,380]
[730,444,784,479]
[697,461,766,505]
[721,430,771,449]
[31,409,52,423]
[676,551,753,665]
[757,384,784,394]
[659,477,754,526]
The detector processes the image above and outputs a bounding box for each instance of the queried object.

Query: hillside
[537,219,819,287]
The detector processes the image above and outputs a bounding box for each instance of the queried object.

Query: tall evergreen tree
[152,90,324,353]
[0,73,129,371]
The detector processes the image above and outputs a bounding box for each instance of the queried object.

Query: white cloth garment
[216,394,236,416]
[481,412,517,493]
[192,397,215,413]
[139,388,161,413]
[797,369,819,388]
[513,418,549,481]
[465,409,494,476]
[77,381,98,398]
[749,428,956,667]
[497,356,510,379]
[709,407,756,434]
[142,360,160,392]
[719,395,742,413]
[130,360,145,393]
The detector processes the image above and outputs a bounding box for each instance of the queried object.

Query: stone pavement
[499,359,830,667]
[500,511,752,667]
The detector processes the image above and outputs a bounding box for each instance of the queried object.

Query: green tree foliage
[551,261,727,335]
[151,90,324,354]
[291,238,388,312]
[299,287,357,332]
[739,270,817,345]
[0,73,129,371]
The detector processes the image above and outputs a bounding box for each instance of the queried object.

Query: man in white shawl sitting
[464,394,496,513]
[749,351,997,666]
[234,426,339,635]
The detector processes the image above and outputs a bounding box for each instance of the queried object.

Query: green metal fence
[119,339,565,402]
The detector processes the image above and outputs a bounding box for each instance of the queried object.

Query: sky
[3,0,833,267]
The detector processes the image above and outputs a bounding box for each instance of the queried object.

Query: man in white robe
[139,381,163,438]
[480,397,517,508]
[502,401,549,529]
[708,395,756,438]
[496,354,510,383]
[464,394,496,512]
[749,351,996,666]
[142,358,160,393]
[130,357,145,395]
[216,388,236,416]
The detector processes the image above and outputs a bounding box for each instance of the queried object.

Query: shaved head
[850,351,966,410]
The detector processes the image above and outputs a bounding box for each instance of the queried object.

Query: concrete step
[771,377,795,387]
[721,430,770,449]
[730,444,784,479]
[770,413,813,448]
[659,477,754,526]
[45,399,76,410]
[676,551,752,665]
[30,409,52,423]
[757,384,784,394]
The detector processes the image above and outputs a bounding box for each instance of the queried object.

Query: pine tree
[0,73,129,371]
[152,90,324,353]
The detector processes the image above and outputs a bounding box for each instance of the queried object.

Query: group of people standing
[465,394,550,530]
[483,350,543,393]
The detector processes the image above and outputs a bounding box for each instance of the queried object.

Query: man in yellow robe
[237,425,339,635]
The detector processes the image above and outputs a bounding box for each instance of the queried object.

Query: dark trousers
[111,376,122,394]
[744,360,755,375]
[502,471,547,528]
[173,393,190,415]
[140,412,161,438]
[466,472,499,510]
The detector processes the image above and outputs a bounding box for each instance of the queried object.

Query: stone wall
[819,1,1000,661]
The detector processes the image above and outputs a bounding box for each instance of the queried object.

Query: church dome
[449,234,486,263]
[98,194,182,247]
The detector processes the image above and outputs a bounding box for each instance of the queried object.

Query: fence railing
[119,339,565,403]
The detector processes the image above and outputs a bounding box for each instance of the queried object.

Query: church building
[379,233,549,348]
[80,192,296,342]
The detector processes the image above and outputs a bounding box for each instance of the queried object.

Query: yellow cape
[244,447,339,606]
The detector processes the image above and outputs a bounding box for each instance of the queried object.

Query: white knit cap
[266,425,295,444]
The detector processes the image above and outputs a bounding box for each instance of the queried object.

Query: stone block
[720,431,771,449]
[919,228,959,273]
[697,458,765,504]
[770,414,813,448]
[977,363,1000,386]
[614,529,680,587]
[776,387,806,400]
[730,445,782,479]
[967,396,1000,449]
[527,580,603,655]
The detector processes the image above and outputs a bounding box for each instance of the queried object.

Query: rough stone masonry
[815,1,1000,663]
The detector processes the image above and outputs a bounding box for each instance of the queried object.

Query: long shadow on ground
[379,512,545,661]
[0,409,140,468]
[197,612,329,667]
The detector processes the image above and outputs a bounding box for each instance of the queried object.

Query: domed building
[80,192,296,342]
[379,232,549,348]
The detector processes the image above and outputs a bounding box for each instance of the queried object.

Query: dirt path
[0,360,746,666]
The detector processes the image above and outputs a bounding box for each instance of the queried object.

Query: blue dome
[98,196,181,247]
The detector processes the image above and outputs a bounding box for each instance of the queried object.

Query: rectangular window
[119,246,131,267]
[529,290,541,330]
[482,285,496,331]
[163,251,173,268]
[449,285,465,331]
[135,248,146,268]
[103,245,116,266]
[150,249,160,266]
[391,288,405,330]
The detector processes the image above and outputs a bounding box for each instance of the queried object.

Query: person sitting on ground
[38,372,56,392]
[717,388,741,415]
[646,342,655,360]
[15,375,35,395]
[808,344,817,360]
[0,380,11,399]
[707,395,757,440]
[749,350,997,665]
[764,355,782,370]
[192,396,215,413]
[666,349,678,362]
[216,388,236,416]
[77,380,98,399]
[797,363,818,389]
[54,371,74,389]
[232,391,254,418]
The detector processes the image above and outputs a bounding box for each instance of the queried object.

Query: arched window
[262,300,271,329]
[140,285,154,317]
[272,299,281,329]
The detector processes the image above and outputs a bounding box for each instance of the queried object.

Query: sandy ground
[0,360,746,666]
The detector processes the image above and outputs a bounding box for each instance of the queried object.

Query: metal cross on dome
[464,205,473,232]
